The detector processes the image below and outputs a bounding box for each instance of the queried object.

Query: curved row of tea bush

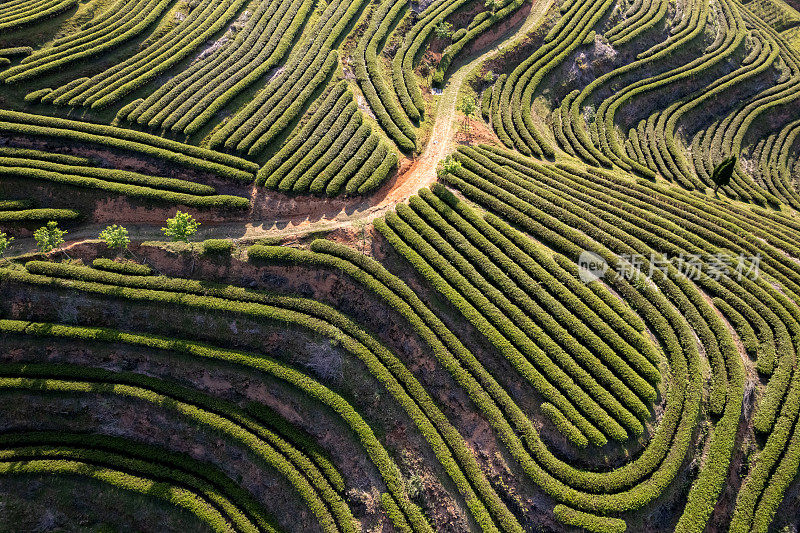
[355,0,416,152]
[0,362,353,533]
[48,0,252,109]
[126,0,312,136]
[447,145,800,531]
[397,195,650,435]
[0,156,217,195]
[0,317,429,532]
[0,0,176,82]
[3,263,511,532]
[558,0,733,182]
[0,430,280,532]
[391,0,471,121]
[437,146,760,530]
[247,231,707,521]
[0,207,79,222]
[432,0,526,86]
[209,0,369,155]
[498,0,613,158]
[604,0,667,46]
[0,110,256,180]
[0,164,249,209]
[254,82,395,195]
[0,0,77,32]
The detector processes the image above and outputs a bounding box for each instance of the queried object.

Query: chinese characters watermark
[577,250,760,283]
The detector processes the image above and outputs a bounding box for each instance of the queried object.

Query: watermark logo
[577,250,608,283]
[575,249,761,283]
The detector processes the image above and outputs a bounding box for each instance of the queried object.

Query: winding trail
[10,0,553,253]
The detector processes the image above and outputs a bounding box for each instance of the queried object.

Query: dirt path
[9,0,553,254]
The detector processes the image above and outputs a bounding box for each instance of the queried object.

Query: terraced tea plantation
[2,0,800,530]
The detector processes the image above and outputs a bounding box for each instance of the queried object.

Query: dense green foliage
[3,0,800,530]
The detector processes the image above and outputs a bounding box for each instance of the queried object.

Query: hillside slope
[2,0,800,531]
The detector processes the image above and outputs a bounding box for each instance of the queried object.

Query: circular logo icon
[577,250,608,283]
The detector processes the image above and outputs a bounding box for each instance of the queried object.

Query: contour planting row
[745,0,800,31]
[208,0,369,156]
[355,0,416,152]
[559,0,736,183]
[0,110,257,181]
[0,0,77,32]
[123,0,312,136]
[440,146,743,530]
[247,228,706,533]
[497,0,614,158]
[0,154,249,210]
[0,206,79,223]
[0,443,272,532]
[400,178,741,532]
[2,261,525,532]
[445,145,800,532]
[489,146,750,399]
[44,0,253,109]
[432,0,527,86]
[389,193,657,443]
[0,359,352,532]
[693,6,800,201]
[256,82,397,196]
[549,0,800,206]
[572,0,764,193]
[603,0,668,46]
[754,118,800,209]
[672,4,800,202]
[392,0,472,121]
[0,317,429,532]
[0,0,177,83]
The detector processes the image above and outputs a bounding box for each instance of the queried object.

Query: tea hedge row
[127,0,311,136]
[0,363,352,533]
[1,0,175,83]
[0,317,427,532]
[0,431,278,532]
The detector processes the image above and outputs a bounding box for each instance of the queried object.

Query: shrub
[92,258,152,276]
[99,224,130,251]
[24,88,52,103]
[0,47,32,57]
[33,221,66,254]
[437,155,462,177]
[202,239,233,256]
[0,198,34,211]
[0,231,12,257]
[0,209,80,223]
[0,0,78,32]
[163,211,200,243]
[433,21,453,39]
[712,156,737,193]
[553,505,626,533]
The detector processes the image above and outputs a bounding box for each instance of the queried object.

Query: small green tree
[485,0,499,15]
[99,224,130,252]
[0,231,13,258]
[711,155,737,194]
[162,211,200,242]
[458,95,477,143]
[434,21,453,40]
[437,155,462,178]
[34,221,66,254]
